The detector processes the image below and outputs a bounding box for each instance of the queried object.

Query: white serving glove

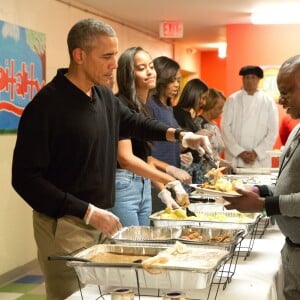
[158,189,180,209]
[182,132,212,156]
[180,151,193,168]
[165,180,190,207]
[166,165,192,184]
[195,129,214,138]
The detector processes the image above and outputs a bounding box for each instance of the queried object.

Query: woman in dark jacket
[173,78,209,183]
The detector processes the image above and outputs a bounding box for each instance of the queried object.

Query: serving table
[66,224,285,300]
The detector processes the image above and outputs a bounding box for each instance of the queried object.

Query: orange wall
[201,23,300,152]
[226,23,300,95]
[227,23,300,150]
[200,50,227,94]
[201,24,300,96]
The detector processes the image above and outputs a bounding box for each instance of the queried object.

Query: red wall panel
[200,50,227,95]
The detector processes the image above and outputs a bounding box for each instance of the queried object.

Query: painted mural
[260,66,280,102]
[0,20,45,133]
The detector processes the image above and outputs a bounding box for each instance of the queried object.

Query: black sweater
[117,94,151,164]
[12,69,169,219]
[173,106,201,163]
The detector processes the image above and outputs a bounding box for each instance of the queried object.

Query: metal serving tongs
[203,152,218,169]
[197,142,218,169]
[204,166,226,185]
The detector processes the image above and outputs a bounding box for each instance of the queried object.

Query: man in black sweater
[12,18,211,299]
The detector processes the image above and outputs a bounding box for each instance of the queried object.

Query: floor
[0,267,46,300]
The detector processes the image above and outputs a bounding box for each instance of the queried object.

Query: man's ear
[72,48,85,64]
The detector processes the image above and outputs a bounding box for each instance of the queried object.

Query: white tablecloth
[67,225,285,300]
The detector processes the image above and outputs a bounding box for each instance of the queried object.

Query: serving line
[66,224,285,300]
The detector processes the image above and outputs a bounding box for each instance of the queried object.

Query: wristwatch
[174,128,185,141]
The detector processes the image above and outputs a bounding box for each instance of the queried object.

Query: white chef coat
[221,89,279,168]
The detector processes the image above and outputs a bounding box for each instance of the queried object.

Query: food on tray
[181,229,204,241]
[142,241,229,271]
[201,178,241,192]
[202,167,243,192]
[90,252,152,263]
[158,207,187,219]
[142,242,189,271]
[180,229,233,243]
[68,243,230,290]
[211,233,233,243]
[142,255,170,270]
[205,167,225,184]
[154,208,255,223]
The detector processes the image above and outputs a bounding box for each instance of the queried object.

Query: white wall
[0,0,201,276]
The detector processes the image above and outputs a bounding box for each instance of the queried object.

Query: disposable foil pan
[111,226,243,253]
[149,210,261,235]
[66,244,229,290]
[112,226,181,245]
[177,226,244,253]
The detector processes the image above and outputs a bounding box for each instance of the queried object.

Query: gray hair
[67,18,116,59]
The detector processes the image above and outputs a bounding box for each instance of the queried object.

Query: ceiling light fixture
[218,43,227,59]
[251,9,300,24]
[201,42,227,58]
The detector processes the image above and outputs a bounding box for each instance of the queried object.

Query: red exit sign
[159,21,183,38]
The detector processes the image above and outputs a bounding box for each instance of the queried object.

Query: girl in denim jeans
[110,47,191,226]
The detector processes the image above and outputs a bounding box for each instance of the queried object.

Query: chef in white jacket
[221,66,279,168]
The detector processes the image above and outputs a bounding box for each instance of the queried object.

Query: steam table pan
[65,243,229,290]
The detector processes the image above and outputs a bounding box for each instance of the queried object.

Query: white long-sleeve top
[221,89,279,168]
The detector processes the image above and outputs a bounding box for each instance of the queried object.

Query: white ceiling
[70,0,300,50]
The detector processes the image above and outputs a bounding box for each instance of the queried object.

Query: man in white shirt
[221,65,278,168]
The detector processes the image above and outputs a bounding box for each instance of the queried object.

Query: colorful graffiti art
[0,20,45,133]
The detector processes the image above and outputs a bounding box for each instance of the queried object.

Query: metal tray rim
[66,243,230,273]
[149,210,261,225]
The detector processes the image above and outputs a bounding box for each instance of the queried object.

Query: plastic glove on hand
[165,180,190,208]
[158,189,180,209]
[195,129,214,138]
[180,152,193,168]
[182,132,213,157]
[166,165,192,184]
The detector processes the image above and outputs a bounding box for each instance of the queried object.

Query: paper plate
[195,187,241,197]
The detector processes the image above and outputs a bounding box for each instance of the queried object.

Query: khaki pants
[33,211,106,300]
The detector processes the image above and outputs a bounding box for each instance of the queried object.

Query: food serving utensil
[186,206,197,217]
[48,254,145,264]
[48,255,92,263]
[203,153,218,169]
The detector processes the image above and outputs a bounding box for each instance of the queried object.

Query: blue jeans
[110,169,152,226]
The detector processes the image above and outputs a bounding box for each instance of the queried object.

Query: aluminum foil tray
[188,192,217,203]
[188,202,224,212]
[177,226,244,253]
[66,244,228,290]
[233,167,274,175]
[112,226,181,244]
[223,174,276,185]
[149,210,261,235]
[111,226,242,253]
